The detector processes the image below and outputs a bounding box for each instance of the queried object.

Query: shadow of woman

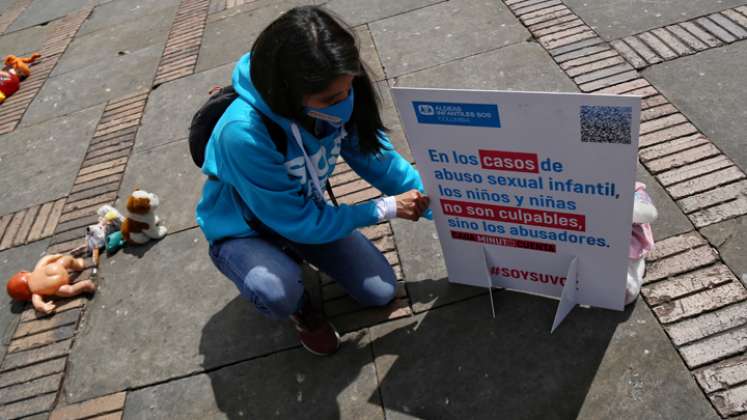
[199,296,381,419]
[199,277,633,420]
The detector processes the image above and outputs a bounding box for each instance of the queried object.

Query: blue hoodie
[195,53,426,244]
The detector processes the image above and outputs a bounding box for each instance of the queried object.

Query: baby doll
[6,254,96,314]
[626,182,657,305]
[72,205,123,274]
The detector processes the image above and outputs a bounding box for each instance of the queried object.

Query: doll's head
[7,271,32,301]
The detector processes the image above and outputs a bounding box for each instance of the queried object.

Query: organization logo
[412,101,501,127]
[417,104,435,116]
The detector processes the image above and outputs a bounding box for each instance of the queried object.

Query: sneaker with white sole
[290,297,340,356]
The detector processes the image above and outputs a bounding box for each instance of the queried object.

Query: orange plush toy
[0,53,40,104]
[4,53,41,79]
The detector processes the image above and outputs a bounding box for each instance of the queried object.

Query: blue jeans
[209,231,397,319]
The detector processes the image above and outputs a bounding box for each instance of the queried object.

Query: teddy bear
[4,53,41,79]
[120,189,168,244]
[6,254,96,314]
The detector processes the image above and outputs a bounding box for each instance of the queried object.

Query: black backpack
[188,85,337,205]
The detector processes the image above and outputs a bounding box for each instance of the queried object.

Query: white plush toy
[626,182,658,305]
[120,190,168,244]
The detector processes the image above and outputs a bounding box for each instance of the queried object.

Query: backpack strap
[257,112,338,207]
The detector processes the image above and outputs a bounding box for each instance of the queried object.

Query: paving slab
[78,0,180,36]
[637,162,694,241]
[393,41,576,92]
[701,215,747,279]
[389,42,578,157]
[0,0,17,14]
[51,6,175,77]
[0,239,49,364]
[0,22,48,58]
[136,63,232,151]
[325,0,444,27]
[376,80,412,162]
[116,140,205,233]
[8,0,91,32]
[369,0,529,78]
[644,42,747,174]
[21,43,161,127]
[391,218,484,313]
[563,0,747,41]
[0,104,104,215]
[123,331,383,419]
[62,228,299,403]
[196,0,315,73]
[356,25,385,82]
[370,294,717,420]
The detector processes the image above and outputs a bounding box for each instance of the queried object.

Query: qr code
[580,105,632,144]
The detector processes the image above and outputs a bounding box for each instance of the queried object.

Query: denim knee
[358,273,397,307]
[245,266,303,319]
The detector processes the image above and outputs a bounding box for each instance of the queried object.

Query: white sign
[391,88,640,331]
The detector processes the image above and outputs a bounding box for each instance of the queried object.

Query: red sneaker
[291,301,340,356]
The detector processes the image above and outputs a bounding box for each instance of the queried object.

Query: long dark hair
[250,6,385,154]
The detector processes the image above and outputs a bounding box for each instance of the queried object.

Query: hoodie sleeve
[341,130,432,219]
[216,120,380,244]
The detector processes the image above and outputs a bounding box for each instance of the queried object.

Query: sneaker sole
[299,325,341,356]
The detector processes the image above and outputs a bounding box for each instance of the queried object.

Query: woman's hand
[395,189,430,221]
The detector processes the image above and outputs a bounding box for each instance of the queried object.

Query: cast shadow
[370,277,634,420]
[120,237,161,258]
[199,277,632,420]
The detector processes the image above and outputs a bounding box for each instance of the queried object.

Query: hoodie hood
[232,53,293,133]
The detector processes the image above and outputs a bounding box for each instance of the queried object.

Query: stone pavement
[0,0,746,418]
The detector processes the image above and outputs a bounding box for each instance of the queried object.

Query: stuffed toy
[4,53,41,79]
[120,189,168,244]
[6,254,96,314]
[0,53,40,104]
[626,182,657,305]
[106,230,125,255]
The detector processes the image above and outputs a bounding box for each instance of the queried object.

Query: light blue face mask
[304,88,354,127]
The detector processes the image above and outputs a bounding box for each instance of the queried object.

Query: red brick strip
[0,5,94,135]
[609,7,747,70]
[49,391,126,420]
[49,91,149,255]
[0,90,149,417]
[641,232,747,413]
[505,1,747,416]
[0,0,33,33]
[153,0,210,86]
[0,198,65,251]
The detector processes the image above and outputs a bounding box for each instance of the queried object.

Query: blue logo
[413,101,501,127]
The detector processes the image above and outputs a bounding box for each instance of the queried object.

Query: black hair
[250,6,385,154]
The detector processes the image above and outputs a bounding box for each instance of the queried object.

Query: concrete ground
[0,0,746,419]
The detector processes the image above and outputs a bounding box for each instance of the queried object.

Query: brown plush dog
[120,190,168,244]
